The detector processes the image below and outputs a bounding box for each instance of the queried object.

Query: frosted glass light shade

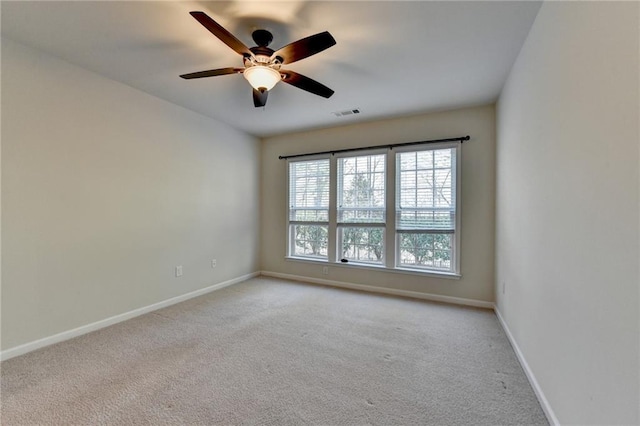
[243,66,281,91]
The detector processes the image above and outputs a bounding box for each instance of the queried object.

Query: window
[396,148,456,272]
[288,159,330,259]
[337,154,386,264]
[286,143,460,276]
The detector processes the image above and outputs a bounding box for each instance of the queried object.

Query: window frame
[335,150,387,266]
[285,142,461,278]
[393,142,461,275]
[286,156,331,261]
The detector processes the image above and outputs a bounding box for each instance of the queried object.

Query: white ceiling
[1,1,541,138]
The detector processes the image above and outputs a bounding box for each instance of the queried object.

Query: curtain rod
[278,135,470,160]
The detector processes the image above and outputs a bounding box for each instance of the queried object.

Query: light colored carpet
[1,277,547,425]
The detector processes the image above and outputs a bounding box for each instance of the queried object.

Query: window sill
[285,256,461,280]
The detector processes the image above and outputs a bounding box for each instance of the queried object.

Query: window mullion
[286,162,293,257]
[328,155,338,263]
[454,145,461,274]
[385,150,396,269]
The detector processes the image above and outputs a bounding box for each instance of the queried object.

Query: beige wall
[261,105,496,303]
[1,38,260,351]
[496,2,639,424]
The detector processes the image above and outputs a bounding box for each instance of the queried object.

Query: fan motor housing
[249,46,274,57]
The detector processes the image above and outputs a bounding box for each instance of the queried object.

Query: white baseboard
[0,272,259,361]
[259,270,494,309]
[494,307,559,426]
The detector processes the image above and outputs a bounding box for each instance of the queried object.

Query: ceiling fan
[180,11,336,107]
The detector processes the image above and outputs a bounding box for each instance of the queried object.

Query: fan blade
[189,11,252,57]
[180,67,243,79]
[281,70,334,98]
[271,31,336,65]
[253,88,268,107]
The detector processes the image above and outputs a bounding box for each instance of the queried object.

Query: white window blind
[289,160,330,222]
[337,154,386,224]
[397,149,456,231]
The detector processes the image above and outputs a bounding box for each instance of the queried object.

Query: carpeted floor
[1,277,548,425]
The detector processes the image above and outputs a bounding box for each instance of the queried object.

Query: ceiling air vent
[332,108,360,117]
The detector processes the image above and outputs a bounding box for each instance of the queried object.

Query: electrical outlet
[211,259,217,268]
[322,266,329,275]
[502,281,506,294]
[175,265,183,277]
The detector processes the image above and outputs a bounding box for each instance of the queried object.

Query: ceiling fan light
[243,66,281,91]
